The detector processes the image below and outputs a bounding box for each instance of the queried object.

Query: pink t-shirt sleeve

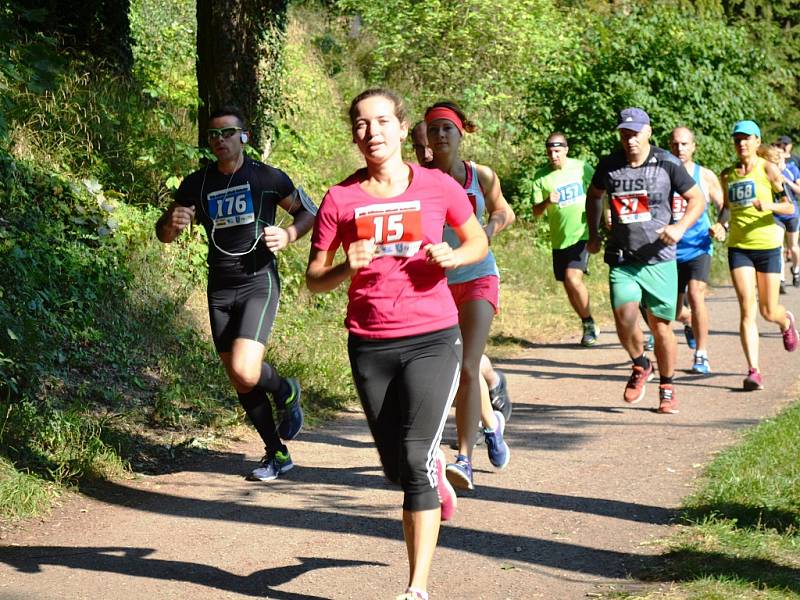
[311,189,341,251]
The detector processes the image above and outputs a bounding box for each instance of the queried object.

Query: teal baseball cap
[732,120,761,137]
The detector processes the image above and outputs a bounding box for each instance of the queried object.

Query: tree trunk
[196,0,288,155]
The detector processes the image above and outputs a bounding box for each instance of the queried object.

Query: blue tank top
[443,161,499,284]
[776,164,799,223]
[674,163,712,263]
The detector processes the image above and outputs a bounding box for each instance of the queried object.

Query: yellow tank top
[724,157,783,249]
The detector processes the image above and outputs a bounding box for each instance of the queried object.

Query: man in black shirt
[586,108,704,413]
[156,106,315,481]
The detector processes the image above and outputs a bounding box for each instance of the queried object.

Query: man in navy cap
[585,108,706,413]
[776,135,800,170]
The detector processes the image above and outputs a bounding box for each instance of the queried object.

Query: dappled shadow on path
[34,479,682,583]
[461,486,675,524]
[293,420,374,450]
[489,333,625,352]
[0,546,380,599]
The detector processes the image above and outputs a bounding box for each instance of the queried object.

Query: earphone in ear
[240,132,249,144]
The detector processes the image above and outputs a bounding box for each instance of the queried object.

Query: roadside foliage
[1,0,799,546]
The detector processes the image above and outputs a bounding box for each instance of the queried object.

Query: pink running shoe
[743,368,764,391]
[782,311,798,352]
[435,449,457,521]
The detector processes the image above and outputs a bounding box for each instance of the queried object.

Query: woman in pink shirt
[306,88,488,600]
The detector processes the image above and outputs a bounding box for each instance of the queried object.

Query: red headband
[425,107,464,133]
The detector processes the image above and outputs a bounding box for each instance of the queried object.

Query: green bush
[522,3,799,174]
[130,0,197,109]
[335,0,565,176]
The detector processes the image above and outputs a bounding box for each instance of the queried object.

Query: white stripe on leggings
[425,359,462,488]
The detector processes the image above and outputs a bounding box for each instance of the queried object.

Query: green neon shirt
[531,157,594,249]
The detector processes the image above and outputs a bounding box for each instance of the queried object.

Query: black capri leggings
[348,325,462,512]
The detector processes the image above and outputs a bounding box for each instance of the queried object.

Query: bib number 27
[611,190,651,224]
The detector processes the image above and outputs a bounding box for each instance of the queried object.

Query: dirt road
[1,285,798,599]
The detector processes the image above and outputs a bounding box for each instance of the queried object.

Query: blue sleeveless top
[674,163,712,263]
[775,163,799,223]
[443,161,499,284]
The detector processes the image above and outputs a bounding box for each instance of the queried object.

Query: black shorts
[552,240,589,282]
[777,216,800,233]
[728,246,782,274]
[207,266,280,353]
[677,253,711,293]
[348,326,461,512]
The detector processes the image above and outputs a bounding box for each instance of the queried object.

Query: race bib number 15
[611,190,652,224]
[354,200,423,257]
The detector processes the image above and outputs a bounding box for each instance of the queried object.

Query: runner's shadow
[267,464,389,491]
[0,546,383,599]
[296,429,373,450]
[494,365,633,383]
[60,480,703,581]
[455,486,675,525]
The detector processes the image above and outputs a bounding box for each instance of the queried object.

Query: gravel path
[1,284,798,599]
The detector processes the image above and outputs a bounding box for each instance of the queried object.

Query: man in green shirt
[531,132,598,346]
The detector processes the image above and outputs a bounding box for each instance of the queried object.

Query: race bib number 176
[611,190,652,224]
[354,200,423,257]
[207,183,255,228]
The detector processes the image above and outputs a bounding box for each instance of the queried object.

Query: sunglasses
[207,126,243,139]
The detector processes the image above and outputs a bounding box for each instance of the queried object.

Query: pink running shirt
[312,162,474,338]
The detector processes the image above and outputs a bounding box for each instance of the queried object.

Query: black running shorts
[207,265,280,353]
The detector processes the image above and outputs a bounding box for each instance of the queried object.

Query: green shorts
[609,261,678,321]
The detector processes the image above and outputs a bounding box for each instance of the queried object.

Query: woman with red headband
[306,89,488,600]
[424,101,515,491]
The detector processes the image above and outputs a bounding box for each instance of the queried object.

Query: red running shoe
[657,384,679,414]
[623,363,654,404]
[743,368,764,391]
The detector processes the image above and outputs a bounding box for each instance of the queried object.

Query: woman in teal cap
[712,120,799,390]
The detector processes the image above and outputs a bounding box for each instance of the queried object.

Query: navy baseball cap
[732,120,761,137]
[777,135,793,145]
[617,108,650,132]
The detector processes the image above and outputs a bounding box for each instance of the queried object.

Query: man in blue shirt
[669,127,724,374]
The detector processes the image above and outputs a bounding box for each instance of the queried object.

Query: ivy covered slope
[0,2,236,520]
[0,0,361,522]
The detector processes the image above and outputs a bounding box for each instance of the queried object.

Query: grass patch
[614,401,800,599]
[0,457,57,522]
[489,223,612,354]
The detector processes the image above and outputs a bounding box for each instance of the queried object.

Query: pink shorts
[448,275,500,314]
